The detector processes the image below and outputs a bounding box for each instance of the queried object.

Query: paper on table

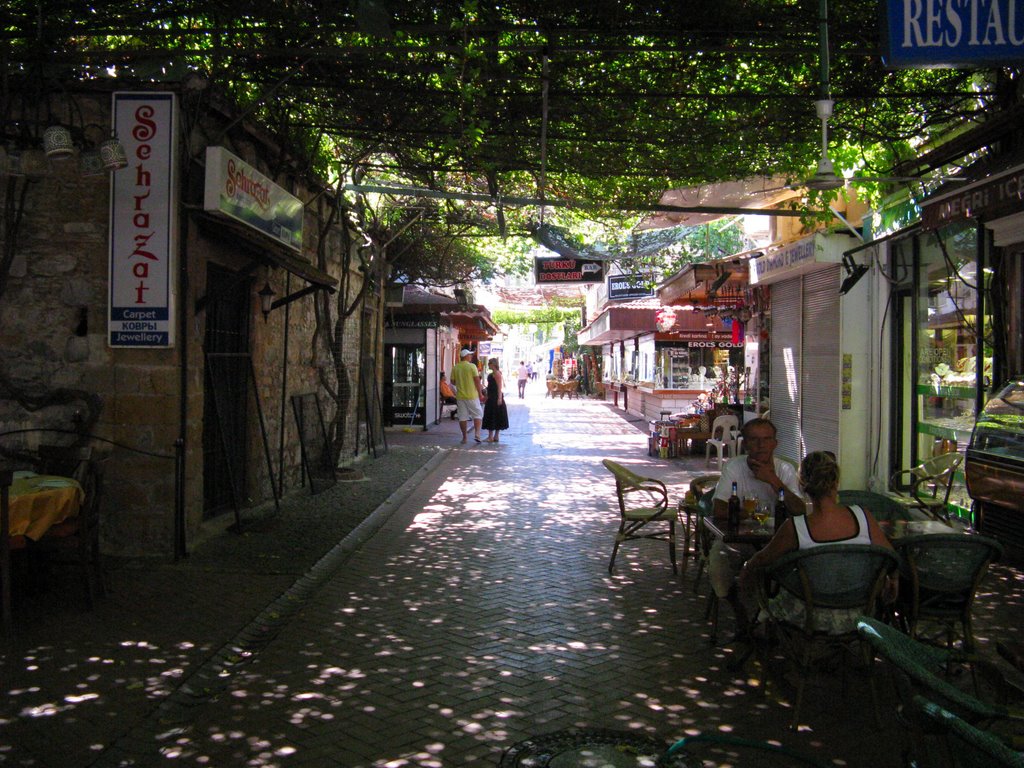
[13,470,38,479]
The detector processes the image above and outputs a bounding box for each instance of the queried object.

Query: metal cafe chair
[602,459,676,574]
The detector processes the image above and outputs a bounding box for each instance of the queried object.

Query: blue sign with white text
[882,0,1024,68]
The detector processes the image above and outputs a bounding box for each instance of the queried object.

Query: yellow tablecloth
[7,472,84,541]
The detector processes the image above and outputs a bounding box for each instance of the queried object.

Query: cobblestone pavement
[3,388,1023,767]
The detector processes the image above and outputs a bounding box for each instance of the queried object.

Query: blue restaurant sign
[881,0,1024,68]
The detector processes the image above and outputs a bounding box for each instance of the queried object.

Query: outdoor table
[7,471,83,541]
[674,425,711,455]
[699,514,774,648]
[701,514,774,547]
[878,518,964,541]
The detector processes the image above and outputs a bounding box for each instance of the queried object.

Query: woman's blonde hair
[799,451,840,500]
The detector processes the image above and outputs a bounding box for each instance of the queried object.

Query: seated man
[439,373,458,419]
[709,417,806,629]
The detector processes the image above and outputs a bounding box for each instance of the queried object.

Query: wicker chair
[894,533,1002,653]
[889,452,963,521]
[759,544,899,730]
[837,490,915,523]
[677,474,719,566]
[33,445,106,608]
[857,616,1024,763]
[1,470,12,636]
[913,695,1024,768]
[663,733,832,767]
[602,459,675,574]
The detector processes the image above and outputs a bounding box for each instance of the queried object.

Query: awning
[194,212,337,314]
[657,261,750,304]
[386,300,500,341]
[639,178,799,230]
[577,299,658,346]
[444,308,500,341]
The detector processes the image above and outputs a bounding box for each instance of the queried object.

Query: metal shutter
[769,279,802,464]
[800,265,842,458]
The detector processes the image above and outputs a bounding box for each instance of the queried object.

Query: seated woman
[739,451,896,633]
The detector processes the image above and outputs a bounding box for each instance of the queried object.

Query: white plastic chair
[705,414,739,470]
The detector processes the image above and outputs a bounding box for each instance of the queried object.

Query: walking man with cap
[452,348,486,443]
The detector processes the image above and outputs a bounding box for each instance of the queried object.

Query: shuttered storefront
[768,265,842,464]
[800,266,841,457]
[769,279,802,464]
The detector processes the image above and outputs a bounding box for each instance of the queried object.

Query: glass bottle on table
[727,481,741,533]
[774,487,788,533]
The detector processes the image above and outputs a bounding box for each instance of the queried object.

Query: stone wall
[0,88,369,557]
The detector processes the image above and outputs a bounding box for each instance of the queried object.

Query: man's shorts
[457,397,483,422]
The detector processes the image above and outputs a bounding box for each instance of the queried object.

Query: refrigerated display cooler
[966,379,1024,560]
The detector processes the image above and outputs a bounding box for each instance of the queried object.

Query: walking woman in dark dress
[482,357,509,442]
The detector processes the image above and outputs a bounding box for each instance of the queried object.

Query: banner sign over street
[881,0,1024,67]
[109,92,177,348]
[534,256,605,283]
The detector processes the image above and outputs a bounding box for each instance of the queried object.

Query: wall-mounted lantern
[258,282,276,321]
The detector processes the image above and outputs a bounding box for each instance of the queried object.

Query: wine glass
[752,502,771,529]
[742,494,758,519]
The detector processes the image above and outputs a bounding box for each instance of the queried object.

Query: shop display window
[386,344,426,424]
[894,221,992,516]
[654,343,744,392]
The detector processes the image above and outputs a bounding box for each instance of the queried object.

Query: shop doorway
[202,263,252,518]
[384,343,426,427]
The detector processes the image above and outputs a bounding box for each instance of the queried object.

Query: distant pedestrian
[527,362,535,380]
[452,348,485,443]
[482,357,510,442]
[517,360,529,398]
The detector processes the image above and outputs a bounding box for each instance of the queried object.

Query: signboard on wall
[920,161,1024,229]
[534,256,605,283]
[607,273,654,301]
[203,146,304,252]
[748,233,843,285]
[109,92,178,348]
[881,0,1024,68]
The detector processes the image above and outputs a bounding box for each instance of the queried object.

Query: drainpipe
[278,270,291,497]
[175,204,189,560]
